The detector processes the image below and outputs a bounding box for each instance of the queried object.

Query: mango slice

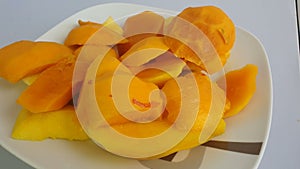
[22,74,40,85]
[93,71,164,126]
[120,36,169,66]
[162,73,230,131]
[17,57,75,113]
[11,105,88,141]
[64,20,125,47]
[0,40,73,83]
[177,6,235,57]
[123,11,164,39]
[164,6,235,73]
[103,16,123,35]
[117,11,165,56]
[149,119,226,159]
[130,52,186,87]
[218,64,258,118]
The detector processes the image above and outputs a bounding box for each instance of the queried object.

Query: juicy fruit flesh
[11,105,88,141]
[218,64,258,118]
[0,5,259,160]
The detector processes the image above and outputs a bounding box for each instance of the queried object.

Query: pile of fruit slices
[0,6,258,159]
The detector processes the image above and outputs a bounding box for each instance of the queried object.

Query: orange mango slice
[117,11,165,56]
[149,119,226,159]
[64,20,125,47]
[17,57,75,113]
[162,73,230,131]
[0,40,73,83]
[11,105,88,141]
[218,64,258,118]
[164,6,235,73]
[131,52,186,87]
[123,11,164,38]
[94,71,164,126]
[120,36,169,66]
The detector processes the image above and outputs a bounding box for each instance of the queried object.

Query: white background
[0,0,299,169]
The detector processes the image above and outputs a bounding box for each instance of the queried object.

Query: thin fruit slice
[64,20,125,46]
[11,105,88,141]
[120,36,169,66]
[0,40,73,83]
[103,16,123,35]
[17,57,75,113]
[22,74,40,85]
[218,64,258,118]
[130,52,186,87]
[117,11,165,56]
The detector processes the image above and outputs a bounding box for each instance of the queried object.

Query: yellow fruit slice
[218,64,258,118]
[103,16,123,35]
[22,74,40,85]
[11,105,88,141]
[149,119,226,159]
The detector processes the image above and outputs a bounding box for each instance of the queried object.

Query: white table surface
[0,0,299,169]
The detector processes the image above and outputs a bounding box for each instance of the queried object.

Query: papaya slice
[11,105,88,141]
[218,64,258,118]
[0,40,73,83]
[17,57,75,113]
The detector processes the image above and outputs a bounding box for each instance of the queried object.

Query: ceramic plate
[0,3,272,169]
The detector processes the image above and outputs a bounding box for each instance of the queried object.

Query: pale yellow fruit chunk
[11,105,88,141]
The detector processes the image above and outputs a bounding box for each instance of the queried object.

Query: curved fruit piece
[218,64,258,118]
[64,20,125,46]
[0,40,73,83]
[162,73,229,131]
[177,6,235,56]
[94,71,163,126]
[22,74,40,85]
[17,57,75,113]
[123,11,164,38]
[102,16,123,35]
[117,11,165,56]
[148,119,226,159]
[131,52,186,88]
[120,36,169,66]
[164,6,235,73]
[11,105,88,141]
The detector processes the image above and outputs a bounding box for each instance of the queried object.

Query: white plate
[0,3,272,169]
